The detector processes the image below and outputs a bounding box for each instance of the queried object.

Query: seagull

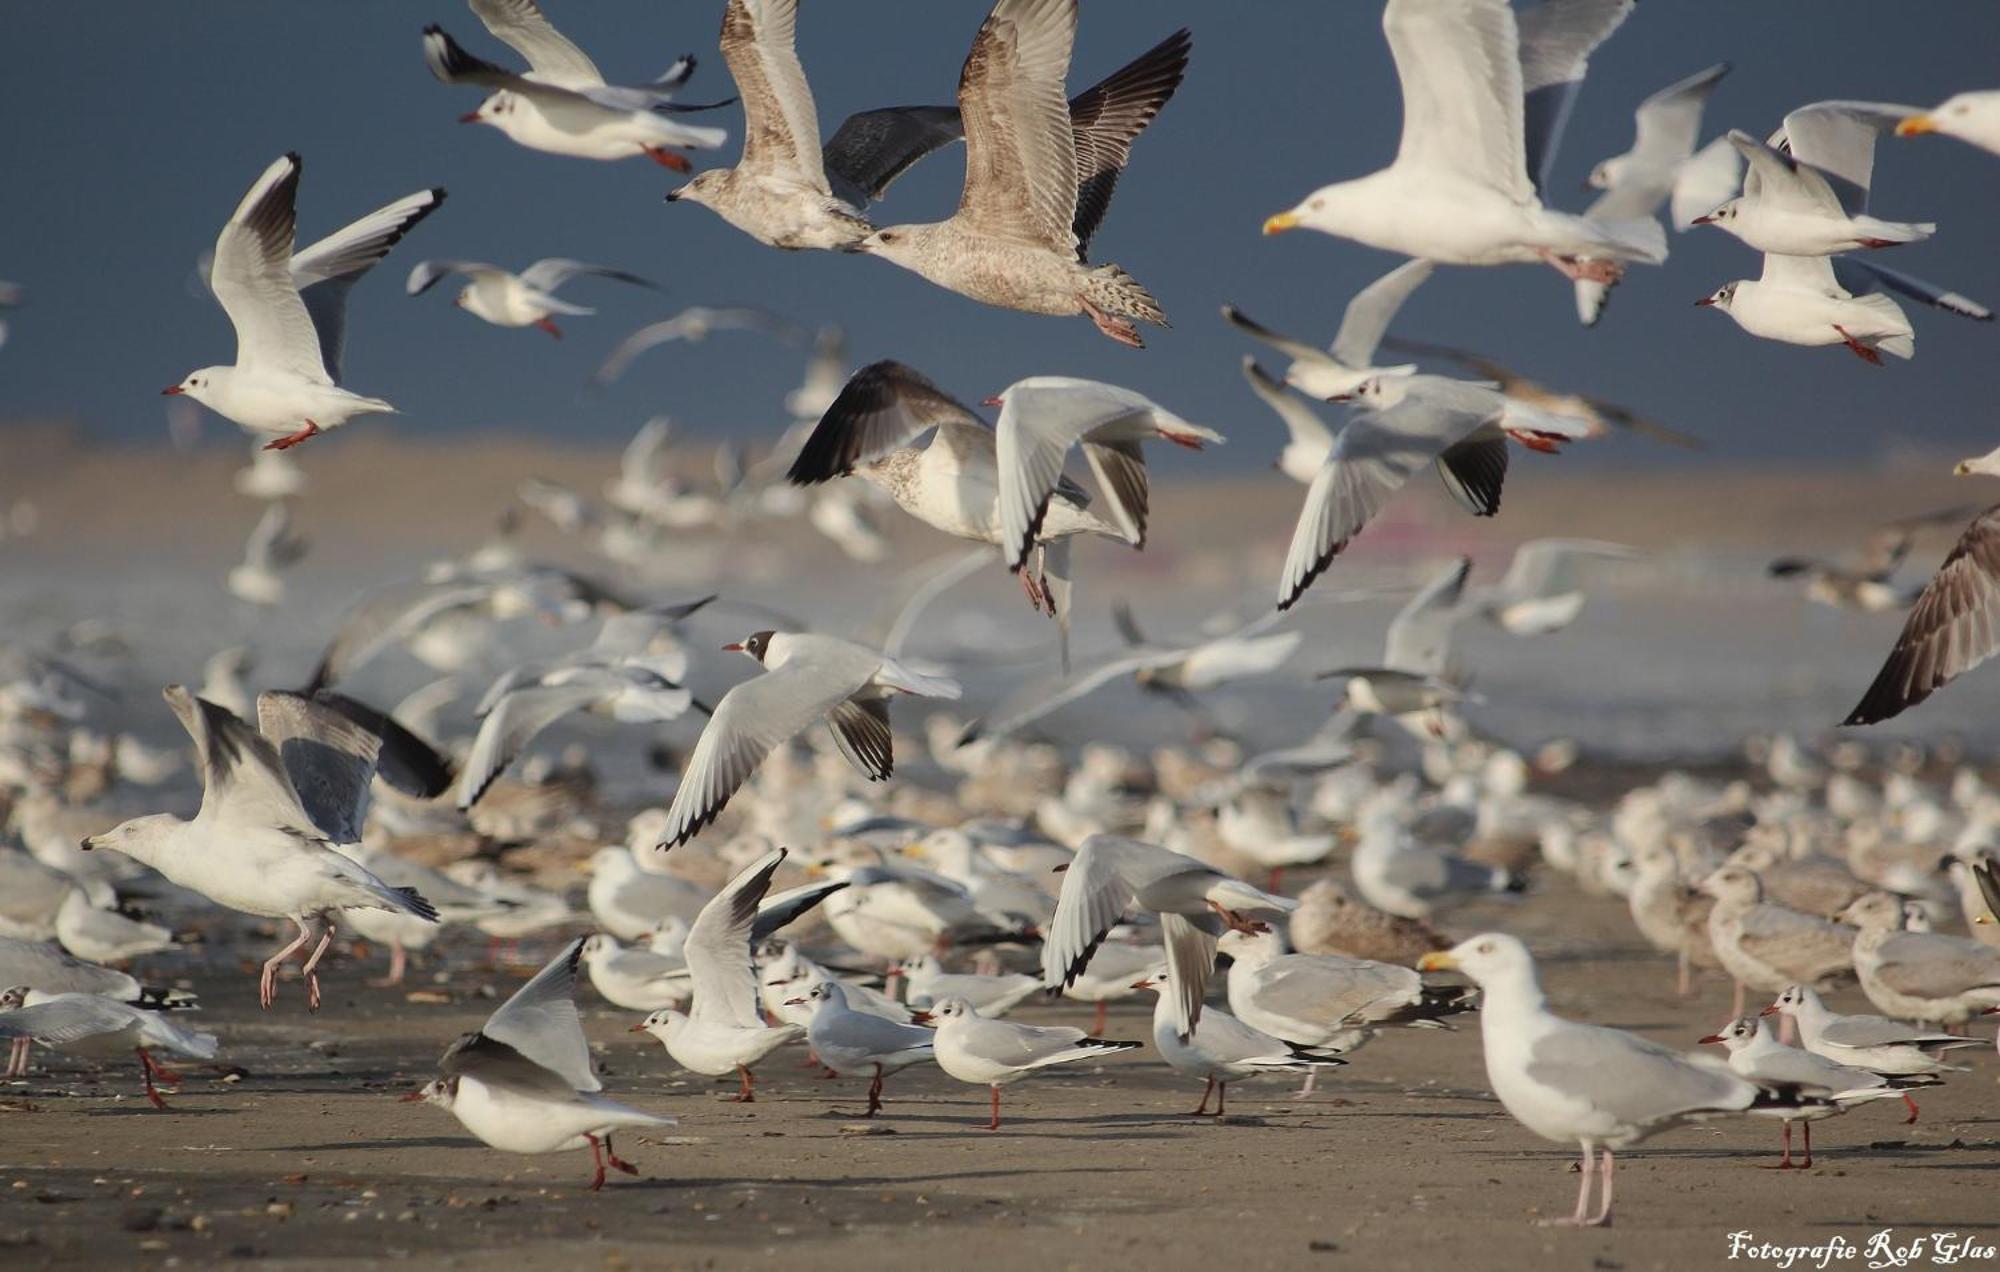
[1695,111,1934,255]
[421,2,726,170]
[1042,833,1295,1041]
[1897,92,2000,156]
[1573,62,1735,324]
[786,979,937,1116]
[459,602,713,809]
[663,0,874,249]
[1420,933,1824,1227]
[655,631,961,849]
[632,848,841,1101]
[1474,539,1640,635]
[1241,358,1336,484]
[0,935,193,1008]
[897,956,1041,1018]
[1844,503,2000,725]
[1130,966,1345,1116]
[408,257,657,338]
[404,938,675,1190]
[1696,248,1915,364]
[1768,507,1977,615]
[81,687,439,1010]
[1376,336,1702,449]
[226,502,308,608]
[591,309,804,388]
[930,996,1138,1129]
[853,0,1188,347]
[580,932,691,1011]
[0,986,218,1110]
[787,362,1216,669]
[1836,891,2000,1026]
[1264,0,1664,285]
[1223,260,1433,408]
[1316,557,1474,727]
[1764,983,1978,1097]
[1277,377,1584,610]
[1352,810,1523,920]
[167,155,432,451]
[1699,1014,1929,1168]
[1699,865,1855,1018]
[53,891,173,966]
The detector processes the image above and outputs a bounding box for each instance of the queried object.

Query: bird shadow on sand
[276,1136,490,1152]
[621,1165,1112,1191]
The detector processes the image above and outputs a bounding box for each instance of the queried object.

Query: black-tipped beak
[161,386,184,396]
[1694,297,1717,307]
[78,837,95,852]
[664,189,681,203]
[1691,213,1715,226]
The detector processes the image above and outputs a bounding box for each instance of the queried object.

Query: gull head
[929,997,975,1023]
[1762,984,1810,1019]
[721,630,777,664]
[854,226,919,264]
[665,170,722,207]
[1585,158,1623,193]
[1348,373,1411,409]
[463,93,515,128]
[1416,932,1532,987]
[163,367,226,406]
[400,1075,458,1107]
[1263,186,1360,238]
[1689,199,1739,229]
[0,987,26,1011]
[1833,890,1904,932]
[1694,282,1738,312]
[79,813,180,866]
[1128,964,1169,993]
[632,1008,686,1040]
[1954,444,2000,477]
[1697,1016,1757,1049]
[1695,863,1760,904]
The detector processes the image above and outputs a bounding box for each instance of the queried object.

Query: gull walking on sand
[931,996,1139,1128]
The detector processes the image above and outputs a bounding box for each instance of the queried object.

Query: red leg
[1215,1082,1227,1117]
[988,1086,1002,1131]
[641,146,691,172]
[264,421,322,451]
[1207,902,1270,936]
[1091,1001,1107,1035]
[865,1064,884,1117]
[1800,1120,1813,1169]
[585,1133,608,1191]
[1189,1076,1215,1116]
[1020,570,1048,614]
[1536,250,1621,285]
[1903,1093,1920,1124]
[1267,867,1284,895]
[535,316,563,340]
[299,917,335,1013]
[604,1132,638,1176]
[1770,1120,1795,1170]
[732,1066,756,1103]
[1833,326,1884,365]
[136,1048,169,1110]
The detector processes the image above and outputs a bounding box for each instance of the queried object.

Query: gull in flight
[655,631,961,850]
[168,155,442,450]
[591,308,804,388]
[422,0,727,171]
[407,257,657,338]
[226,502,309,608]
[404,938,675,1190]
[1897,92,2000,156]
[1317,557,1475,731]
[1843,492,2000,725]
[853,0,1189,346]
[1475,539,1641,635]
[1265,0,1664,285]
[1695,105,1935,255]
[1224,258,1433,407]
[1695,241,1914,365]
[1421,933,1826,1227]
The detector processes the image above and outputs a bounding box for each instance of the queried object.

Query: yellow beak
[1896,114,1938,136]
[1262,211,1300,236]
[1416,952,1457,972]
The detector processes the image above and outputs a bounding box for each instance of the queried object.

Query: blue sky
[4,2,1997,469]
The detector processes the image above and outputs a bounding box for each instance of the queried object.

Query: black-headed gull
[1695,248,1915,364]
[0,986,218,1110]
[52,890,172,966]
[1042,832,1294,1041]
[1265,0,1663,284]
[1351,809,1522,920]
[852,0,1188,347]
[786,979,937,1116]
[1696,107,1934,255]
[226,502,308,608]
[421,0,727,170]
[168,156,434,451]
[405,938,676,1190]
[1897,92,2000,156]
[1700,1014,1931,1168]
[898,955,1040,1018]
[930,996,1138,1129]
[1474,539,1640,635]
[580,932,690,1011]
[407,257,656,337]
[655,631,962,849]
[82,687,439,1010]
[1764,983,1978,1103]
[1224,260,1432,408]
[1844,504,2000,724]
[1315,557,1475,726]
[0,934,192,1008]
[1131,966,1344,1116]
[1419,933,1826,1227]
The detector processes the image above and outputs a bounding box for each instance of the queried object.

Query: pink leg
[1731,980,1746,1019]
[1536,250,1622,285]
[7,1037,30,1077]
[1776,1014,1797,1046]
[1771,1120,1795,1169]
[732,1066,756,1103]
[1800,1120,1813,1169]
[261,917,317,1009]
[1078,295,1144,348]
[369,941,408,989]
[1295,1066,1319,1098]
[1675,951,1693,998]
[1542,1144,1596,1226]
[298,917,335,1012]
[1587,1149,1615,1226]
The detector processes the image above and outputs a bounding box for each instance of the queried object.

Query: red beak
[1696,1033,1724,1045]
[161,385,185,396]
[628,1023,649,1033]
[397,1090,426,1102]
[1757,1005,1780,1017]
[1694,297,1717,307]
[908,1010,934,1025]
[981,395,1003,407]
[1129,979,1152,990]
[458,112,482,124]
[1691,213,1715,226]
[721,641,744,652]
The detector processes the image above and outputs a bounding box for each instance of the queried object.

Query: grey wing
[442,1029,582,1098]
[826,694,894,781]
[1065,27,1191,258]
[1628,62,1730,169]
[1524,1023,1749,1122]
[1242,358,1334,454]
[1276,401,1493,611]
[1515,0,1636,194]
[967,647,1181,744]
[517,258,657,294]
[291,188,447,383]
[1833,259,1994,322]
[1330,259,1435,370]
[1082,438,1149,547]
[1159,910,1219,1041]
[468,0,603,86]
[1845,506,2000,726]
[1820,1014,1962,1049]
[786,360,986,485]
[591,595,715,659]
[210,154,329,383]
[306,579,492,693]
[751,879,849,943]
[591,309,797,386]
[1496,538,1639,600]
[657,660,871,849]
[1735,906,1853,974]
[1871,933,2000,1000]
[1384,557,1471,675]
[1042,834,1143,990]
[481,937,598,1091]
[1222,306,1343,372]
[822,106,965,206]
[256,690,383,844]
[688,848,785,1027]
[0,996,138,1046]
[457,678,616,810]
[163,685,310,830]
[1780,101,1912,216]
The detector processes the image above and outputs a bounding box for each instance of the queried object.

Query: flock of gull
[10,0,2000,1234]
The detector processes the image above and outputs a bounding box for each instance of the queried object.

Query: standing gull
[1699,1014,1925,1168]
[167,156,424,451]
[1264,0,1664,283]
[1764,983,1977,1109]
[931,996,1139,1129]
[407,257,656,338]
[1131,966,1345,1115]
[0,987,219,1110]
[1836,891,2000,1026]
[786,979,937,1117]
[853,0,1184,347]
[405,938,675,1190]
[1420,934,1822,1227]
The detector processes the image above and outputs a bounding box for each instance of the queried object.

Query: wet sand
[4,854,1996,1272]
